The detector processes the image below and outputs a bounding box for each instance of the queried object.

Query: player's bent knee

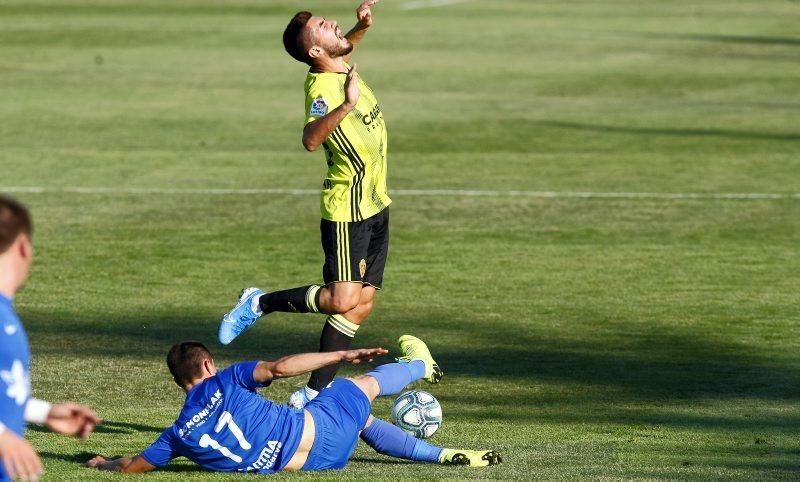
[363,414,375,429]
[358,300,374,318]
[348,376,380,402]
[330,297,359,314]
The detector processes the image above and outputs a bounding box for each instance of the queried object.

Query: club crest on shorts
[359,259,367,278]
[309,96,329,117]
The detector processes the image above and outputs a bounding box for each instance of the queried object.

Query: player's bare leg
[288,284,375,407]
[218,282,372,344]
[218,281,376,407]
[318,281,365,315]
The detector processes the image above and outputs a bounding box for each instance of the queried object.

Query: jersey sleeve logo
[310,96,329,117]
[1,360,30,406]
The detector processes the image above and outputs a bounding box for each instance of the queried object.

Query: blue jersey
[141,362,305,474]
[0,294,31,481]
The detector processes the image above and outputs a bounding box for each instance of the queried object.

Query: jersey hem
[320,202,392,223]
[323,280,383,291]
[271,411,306,473]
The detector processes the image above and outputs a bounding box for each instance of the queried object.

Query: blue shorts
[302,378,371,471]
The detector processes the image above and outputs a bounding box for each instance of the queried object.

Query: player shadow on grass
[20,309,800,422]
[39,452,207,473]
[38,451,103,464]
[348,456,415,465]
[23,312,800,475]
[28,420,163,435]
[24,308,800,401]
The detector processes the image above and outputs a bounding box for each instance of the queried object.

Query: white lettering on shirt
[243,440,283,472]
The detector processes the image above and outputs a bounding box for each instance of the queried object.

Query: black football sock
[259,285,321,314]
[307,315,360,391]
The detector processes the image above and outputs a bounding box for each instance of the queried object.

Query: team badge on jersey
[310,96,329,117]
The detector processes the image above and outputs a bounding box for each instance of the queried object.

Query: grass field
[2,0,800,479]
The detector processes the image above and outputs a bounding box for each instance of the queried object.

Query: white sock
[304,386,319,400]
[251,295,264,316]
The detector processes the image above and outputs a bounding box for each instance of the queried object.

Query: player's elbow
[271,362,291,379]
[302,124,321,152]
[302,136,319,152]
[257,360,284,380]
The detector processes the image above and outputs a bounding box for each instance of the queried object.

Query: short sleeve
[140,427,180,468]
[0,306,28,435]
[305,75,346,125]
[0,359,24,430]
[218,361,271,392]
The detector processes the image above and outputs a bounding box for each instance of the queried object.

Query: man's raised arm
[253,347,387,384]
[343,0,379,63]
[303,64,360,151]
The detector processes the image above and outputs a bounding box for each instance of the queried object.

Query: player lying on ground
[219,0,392,410]
[85,336,501,474]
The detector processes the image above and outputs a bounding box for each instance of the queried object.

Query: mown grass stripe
[2,186,798,201]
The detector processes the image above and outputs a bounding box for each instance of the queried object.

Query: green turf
[2,0,800,479]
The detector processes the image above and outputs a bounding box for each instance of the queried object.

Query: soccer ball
[390,390,442,439]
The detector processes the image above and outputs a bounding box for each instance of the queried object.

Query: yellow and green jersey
[304,66,391,222]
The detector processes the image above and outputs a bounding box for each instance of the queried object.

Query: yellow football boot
[439,449,503,467]
[397,335,443,383]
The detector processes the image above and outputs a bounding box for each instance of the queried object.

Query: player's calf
[259,285,323,315]
[346,335,439,403]
[291,287,374,408]
[218,284,326,346]
[360,418,502,468]
[290,313,363,409]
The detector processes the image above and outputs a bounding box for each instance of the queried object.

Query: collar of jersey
[309,69,348,75]
[0,293,11,308]
[185,375,214,399]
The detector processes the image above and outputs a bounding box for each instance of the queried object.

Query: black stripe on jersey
[328,129,358,221]
[336,127,366,222]
[331,127,365,221]
[331,128,364,222]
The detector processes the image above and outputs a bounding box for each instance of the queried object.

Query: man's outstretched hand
[0,431,42,481]
[356,0,380,29]
[85,455,107,468]
[344,63,361,109]
[46,402,101,439]
[342,347,388,364]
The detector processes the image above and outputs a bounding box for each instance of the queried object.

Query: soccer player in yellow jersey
[218,1,405,409]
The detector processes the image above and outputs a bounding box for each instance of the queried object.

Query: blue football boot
[218,287,265,345]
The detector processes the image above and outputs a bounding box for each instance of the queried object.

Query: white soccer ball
[390,390,442,439]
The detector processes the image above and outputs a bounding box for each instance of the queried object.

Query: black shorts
[321,207,389,289]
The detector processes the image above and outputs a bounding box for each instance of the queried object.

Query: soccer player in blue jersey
[85,336,501,474]
[0,196,101,481]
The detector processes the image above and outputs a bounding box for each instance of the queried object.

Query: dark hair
[283,11,313,65]
[0,195,32,255]
[167,341,213,387]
